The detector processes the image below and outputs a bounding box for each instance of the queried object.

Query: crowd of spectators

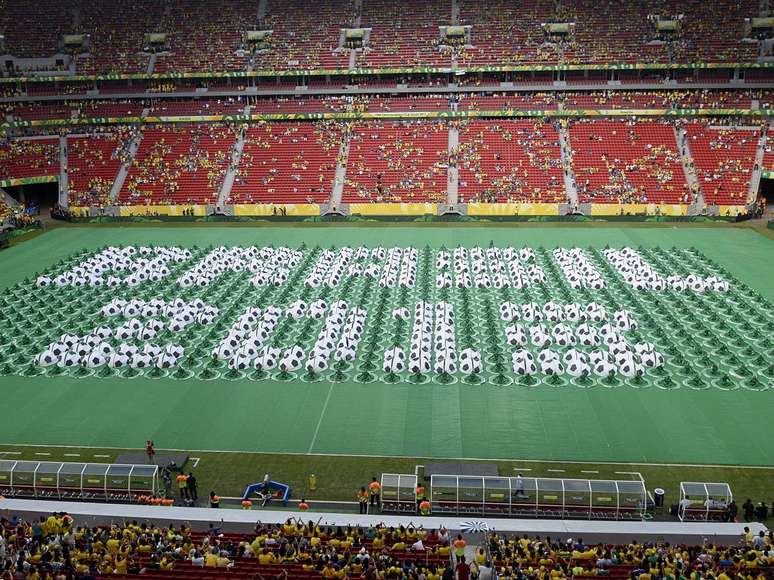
[560,90,756,111]
[0,198,13,222]
[119,123,237,205]
[229,121,341,204]
[763,136,774,174]
[684,121,762,205]
[358,0,451,69]
[0,513,454,579]
[0,0,766,76]
[254,0,352,71]
[454,119,566,203]
[488,530,774,580]
[0,199,42,229]
[2,62,69,78]
[569,119,691,204]
[0,138,59,181]
[455,0,761,68]
[4,90,769,127]
[67,127,138,207]
[344,120,449,203]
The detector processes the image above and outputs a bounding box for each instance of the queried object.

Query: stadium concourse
[2,0,774,578]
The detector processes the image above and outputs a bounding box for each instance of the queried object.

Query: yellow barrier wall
[717,205,747,216]
[118,205,208,217]
[590,203,687,217]
[466,203,560,216]
[232,204,320,216]
[350,203,437,216]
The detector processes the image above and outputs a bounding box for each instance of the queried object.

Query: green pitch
[0,225,773,468]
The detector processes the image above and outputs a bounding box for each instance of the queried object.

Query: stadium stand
[0,0,767,74]
[249,97,347,114]
[118,124,236,205]
[0,0,70,60]
[79,101,146,118]
[228,121,341,204]
[569,120,690,204]
[0,511,451,578]
[67,130,136,207]
[457,0,560,66]
[0,198,12,222]
[764,139,774,171]
[458,94,560,111]
[561,91,754,110]
[7,103,76,121]
[487,531,774,579]
[0,138,60,181]
[684,123,761,205]
[359,0,451,68]
[151,0,248,74]
[352,96,452,113]
[0,509,770,580]
[255,0,352,71]
[148,99,246,116]
[72,0,158,75]
[455,119,566,203]
[344,120,449,203]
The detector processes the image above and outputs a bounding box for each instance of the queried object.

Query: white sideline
[2,443,774,471]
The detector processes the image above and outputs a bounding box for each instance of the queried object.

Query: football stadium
[1,0,774,577]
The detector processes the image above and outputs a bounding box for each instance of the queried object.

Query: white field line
[1,444,773,471]
[307,383,335,454]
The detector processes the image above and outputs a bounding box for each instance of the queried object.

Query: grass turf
[2,443,774,510]
[0,224,773,478]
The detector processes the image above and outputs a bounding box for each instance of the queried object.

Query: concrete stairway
[1,188,21,210]
[108,127,145,203]
[674,126,705,215]
[748,129,767,205]
[146,53,156,76]
[59,136,69,207]
[330,125,351,209]
[353,0,363,26]
[447,122,459,204]
[558,122,580,209]
[257,0,268,23]
[217,107,250,208]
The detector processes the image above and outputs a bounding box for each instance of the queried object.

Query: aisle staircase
[447,122,459,205]
[748,129,767,205]
[108,122,146,203]
[329,124,351,211]
[146,53,157,76]
[558,122,580,210]
[674,126,705,215]
[58,136,69,207]
[217,106,249,208]
[1,188,21,210]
